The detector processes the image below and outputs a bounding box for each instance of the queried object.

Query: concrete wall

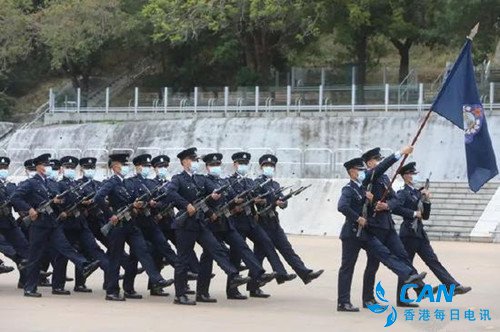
[4,112,500,181]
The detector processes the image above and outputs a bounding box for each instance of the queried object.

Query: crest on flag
[463,104,483,143]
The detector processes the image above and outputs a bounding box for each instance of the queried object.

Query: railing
[48,83,500,115]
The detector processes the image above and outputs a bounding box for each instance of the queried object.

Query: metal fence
[48,82,500,115]
[2,146,397,180]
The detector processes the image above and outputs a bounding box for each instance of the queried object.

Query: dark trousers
[0,226,29,285]
[256,221,312,282]
[397,236,459,300]
[368,227,416,278]
[206,228,265,295]
[25,224,88,292]
[337,237,380,305]
[231,222,288,293]
[175,226,238,297]
[139,223,178,289]
[52,226,110,289]
[106,222,162,295]
[161,225,199,273]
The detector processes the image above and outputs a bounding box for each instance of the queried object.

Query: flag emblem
[463,104,483,143]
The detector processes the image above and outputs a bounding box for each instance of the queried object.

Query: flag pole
[377,22,480,204]
[378,109,432,203]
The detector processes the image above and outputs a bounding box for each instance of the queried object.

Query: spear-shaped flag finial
[467,22,479,40]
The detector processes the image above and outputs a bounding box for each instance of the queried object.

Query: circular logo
[463,104,483,144]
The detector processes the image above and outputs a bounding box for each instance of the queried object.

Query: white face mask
[237,164,249,176]
[63,168,76,180]
[357,170,366,182]
[140,166,151,178]
[412,174,421,184]
[262,166,275,178]
[27,171,36,178]
[43,165,52,175]
[83,169,95,179]
[0,169,9,179]
[208,166,222,177]
[157,167,168,179]
[190,161,200,173]
[120,165,130,177]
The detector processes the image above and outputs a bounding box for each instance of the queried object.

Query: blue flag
[431,39,498,192]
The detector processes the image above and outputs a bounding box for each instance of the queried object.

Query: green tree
[383,0,445,83]
[38,0,135,102]
[142,0,326,83]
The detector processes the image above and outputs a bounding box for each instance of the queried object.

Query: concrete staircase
[395,181,499,242]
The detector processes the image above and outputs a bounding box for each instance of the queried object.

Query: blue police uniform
[94,168,167,297]
[202,171,269,297]
[253,174,313,282]
[395,181,459,301]
[11,169,92,294]
[166,169,239,298]
[337,179,380,307]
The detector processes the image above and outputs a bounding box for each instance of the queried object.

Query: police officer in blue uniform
[165,147,251,305]
[77,156,137,293]
[337,157,380,312]
[128,154,176,297]
[201,152,276,302]
[227,152,296,299]
[11,153,100,297]
[0,156,29,287]
[52,156,109,294]
[93,153,171,301]
[150,155,199,296]
[252,154,324,297]
[394,162,471,306]
[360,147,427,306]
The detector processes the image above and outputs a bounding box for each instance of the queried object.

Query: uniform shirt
[94,173,134,220]
[227,173,257,231]
[203,174,236,233]
[395,183,431,240]
[363,154,402,230]
[58,176,87,230]
[0,180,16,229]
[11,173,58,228]
[165,170,214,231]
[254,175,288,222]
[337,179,365,240]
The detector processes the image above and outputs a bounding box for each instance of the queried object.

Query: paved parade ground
[0,235,498,332]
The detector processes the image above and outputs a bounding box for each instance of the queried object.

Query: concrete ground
[0,235,498,332]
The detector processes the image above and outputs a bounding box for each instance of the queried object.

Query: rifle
[154,202,175,221]
[257,184,311,216]
[357,171,375,238]
[216,178,272,218]
[21,180,92,227]
[174,183,231,226]
[56,190,96,221]
[413,172,432,232]
[100,181,169,236]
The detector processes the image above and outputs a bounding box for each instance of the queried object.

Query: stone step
[430,193,494,199]
[431,203,488,210]
[424,220,478,227]
[431,198,491,205]
[428,214,481,221]
[430,209,483,217]
[430,182,499,189]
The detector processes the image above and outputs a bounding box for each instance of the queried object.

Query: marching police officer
[201,152,277,302]
[52,156,109,294]
[0,156,29,287]
[252,154,324,297]
[359,147,427,306]
[11,153,100,297]
[165,147,251,305]
[337,158,379,312]
[128,154,177,297]
[227,152,296,299]
[93,153,171,301]
[395,162,471,306]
